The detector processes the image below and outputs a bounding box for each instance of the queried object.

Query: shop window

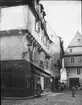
[4,75,13,87]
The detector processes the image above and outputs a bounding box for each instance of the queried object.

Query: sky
[40,0,81,50]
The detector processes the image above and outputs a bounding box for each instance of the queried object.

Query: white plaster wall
[68,68,82,78]
[0,5,28,30]
[0,35,24,60]
[0,32,31,61]
[68,31,82,47]
[67,68,82,85]
[65,47,82,55]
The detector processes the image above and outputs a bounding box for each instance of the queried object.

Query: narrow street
[1,90,82,105]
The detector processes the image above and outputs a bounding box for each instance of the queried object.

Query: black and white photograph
[0,0,82,105]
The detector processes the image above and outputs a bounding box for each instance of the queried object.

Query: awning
[30,62,51,77]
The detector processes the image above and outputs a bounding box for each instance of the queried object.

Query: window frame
[70,49,72,52]
[79,57,82,63]
[70,57,75,63]
[77,68,81,75]
[78,39,80,42]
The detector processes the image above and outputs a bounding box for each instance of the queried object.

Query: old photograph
[0,0,82,105]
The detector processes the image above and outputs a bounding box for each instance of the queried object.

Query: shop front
[31,63,52,93]
[1,59,53,97]
[1,60,33,97]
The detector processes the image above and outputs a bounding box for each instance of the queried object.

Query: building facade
[64,31,82,88]
[0,0,64,97]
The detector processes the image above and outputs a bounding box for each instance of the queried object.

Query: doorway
[69,78,79,87]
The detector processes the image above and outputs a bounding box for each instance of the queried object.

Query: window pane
[77,68,80,75]
[70,49,72,52]
[70,57,74,63]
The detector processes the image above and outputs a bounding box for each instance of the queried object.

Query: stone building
[0,0,64,97]
[64,31,82,88]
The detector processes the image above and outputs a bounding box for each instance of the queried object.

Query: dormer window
[78,39,80,42]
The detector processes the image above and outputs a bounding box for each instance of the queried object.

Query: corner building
[0,0,64,97]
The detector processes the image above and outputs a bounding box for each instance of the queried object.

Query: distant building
[60,68,67,82]
[64,31,82,88]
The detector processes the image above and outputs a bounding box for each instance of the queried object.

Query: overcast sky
[40,0,81,50]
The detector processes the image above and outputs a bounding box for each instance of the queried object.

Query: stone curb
[1,92,53,100]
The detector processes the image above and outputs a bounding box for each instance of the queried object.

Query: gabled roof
[68,31,82,47]
[64,31,82,56]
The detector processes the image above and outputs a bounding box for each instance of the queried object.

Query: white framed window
[35,21,41,33]
[70,49,72,52]
[78,57,82,63]
[70,57,75,63]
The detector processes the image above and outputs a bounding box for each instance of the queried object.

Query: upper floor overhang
[64,54,82,57]
[0,29,52,59]
[65,66,82,68]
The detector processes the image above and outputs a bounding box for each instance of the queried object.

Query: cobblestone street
[1,90,82,105]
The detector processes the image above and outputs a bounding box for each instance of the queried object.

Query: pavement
[1,91,53,100]
[1,90,82,105]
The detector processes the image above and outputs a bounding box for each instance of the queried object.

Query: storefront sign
[1,61,23,69]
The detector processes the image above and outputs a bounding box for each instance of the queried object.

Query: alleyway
[1,90,82,105]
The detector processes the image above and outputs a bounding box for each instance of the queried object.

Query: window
[78,39,80,42]
[35,21,41,33]
[39,60,44,69]
[79,57,82,63]
[67,68,70,76]
[77,68,81,75]
[70,49,72,52]
[46,60,48,69]
[70,57,75,63]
